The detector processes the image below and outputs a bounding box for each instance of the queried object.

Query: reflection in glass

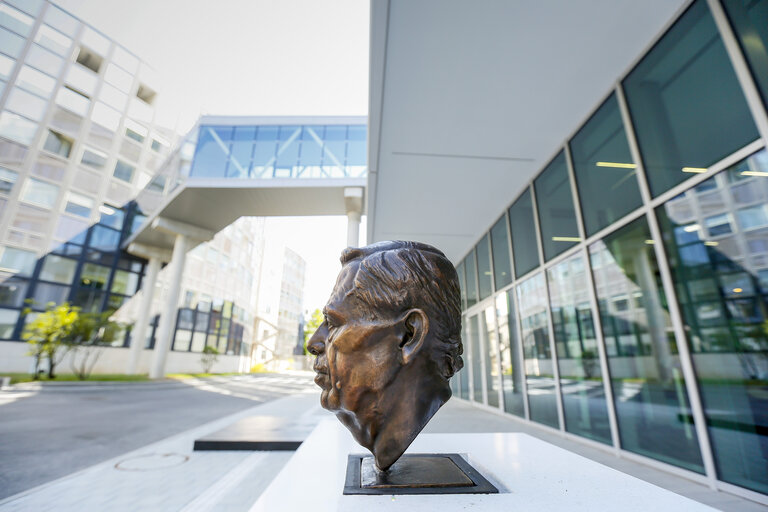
[657,149,768,493]
[490,214,512,290]
[498,291,525,417]
[481,306,500,407]
[476,234,493,300]
[469,314,483,403]
[590,217,704,472]
[548,254,611,444]
[622,0,758,198]
[509,188,540,278]
[534,151,580,261]
[456,261,467,311]
[465,250,478,308]
[570,93,642,236]
[517,273,559,428]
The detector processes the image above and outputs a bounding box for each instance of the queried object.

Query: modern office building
[0,0,364,376]
[367,0,768,502]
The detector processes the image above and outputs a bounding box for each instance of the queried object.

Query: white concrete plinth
[250,419,715,511]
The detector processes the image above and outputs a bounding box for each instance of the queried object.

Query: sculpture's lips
[313,371,330,389]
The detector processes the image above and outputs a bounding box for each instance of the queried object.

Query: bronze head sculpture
[307,241,463,472]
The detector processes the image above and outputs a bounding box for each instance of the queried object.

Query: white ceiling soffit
[367,0,689,263]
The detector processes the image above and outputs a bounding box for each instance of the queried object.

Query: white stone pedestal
[250,419,715,511]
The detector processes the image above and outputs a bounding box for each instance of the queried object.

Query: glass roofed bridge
[123,116,366,377]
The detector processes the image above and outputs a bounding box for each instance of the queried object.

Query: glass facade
[190,123,366,179]
[454,0,768,497]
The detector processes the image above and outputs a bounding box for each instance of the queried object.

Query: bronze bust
[307,241,463,472]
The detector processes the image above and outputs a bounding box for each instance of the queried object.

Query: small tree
[303,308,324,354]
[67,310,122,380]
[22,302,79,379]
[200,345,220,373]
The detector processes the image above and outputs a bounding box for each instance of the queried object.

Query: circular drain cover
[115,453,189,471]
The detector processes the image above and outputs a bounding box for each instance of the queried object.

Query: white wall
[0,341,244,376]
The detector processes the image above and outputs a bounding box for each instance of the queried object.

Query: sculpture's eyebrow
[323,307,344,325]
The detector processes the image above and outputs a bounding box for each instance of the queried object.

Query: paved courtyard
[0,373,765,511]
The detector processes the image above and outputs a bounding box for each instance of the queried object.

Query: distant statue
[307,241,463,471]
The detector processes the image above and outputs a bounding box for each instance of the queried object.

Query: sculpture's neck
[370,372,450,471]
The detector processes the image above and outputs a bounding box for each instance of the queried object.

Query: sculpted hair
[340,241,464,379]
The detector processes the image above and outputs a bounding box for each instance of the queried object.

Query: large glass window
[570,94,642,236]
[517,272,559,428]
[0,111,38,146]
[722,0,768,110]
[464,250,478,308]
[509,188,540,278]
[535,151,580,261]
[0,277,28,307]
[21,178,59,209]
[590,216,703,472]
[469,314,483,403]
[481,306,500,408]
[657,149,768,493]
[0,246,35,276]
[39,255,76,284]
[548,254,611,444]
[622,0,759,198]
[497,291,525,417]
[490,214,512,290]
[0,308,19,338]
[476,234,493,300]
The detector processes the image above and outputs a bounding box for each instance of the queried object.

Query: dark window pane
[590,216,704,472]
[722,0,768,111]
[517,272,559,428]
[476,234,493,300]
[490,214,512,289]
[657,148,768,493]
[548,254,611,444]
[465,250,478,308]
[509,188,540,277]
[0,277,27,307]
[535,151,580,260]
[498,291,525,417]
[570,94,642,236]
[481,306,500,407]
[80,263,110,291]
[622,0,759,197]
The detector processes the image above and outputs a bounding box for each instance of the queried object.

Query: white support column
[127,256,160,375]
[149,234,190,379]
[344,187,364,247]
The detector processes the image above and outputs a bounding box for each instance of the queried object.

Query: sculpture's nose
[306,323,328,356]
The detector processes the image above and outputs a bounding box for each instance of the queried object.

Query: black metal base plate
[193,416,310,451]
[343,453,498,495]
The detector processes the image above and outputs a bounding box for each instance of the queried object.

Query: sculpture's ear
[400,309,429,365]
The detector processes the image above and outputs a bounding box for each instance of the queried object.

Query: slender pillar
[149,234,190,379]
[126,256,161,374]
[347,210,361,247]
[344,187,364,248]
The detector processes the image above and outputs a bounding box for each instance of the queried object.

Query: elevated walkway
[120,116,367,378]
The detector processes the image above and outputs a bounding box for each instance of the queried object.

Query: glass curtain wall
[498,291,525,417]
[590,217,703,471]
[548,254,611,444]
[452,0,768,495]
[657,149,768,494]
[469,314,483,403]
[481,305,501,407]
[517,273,559,428]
